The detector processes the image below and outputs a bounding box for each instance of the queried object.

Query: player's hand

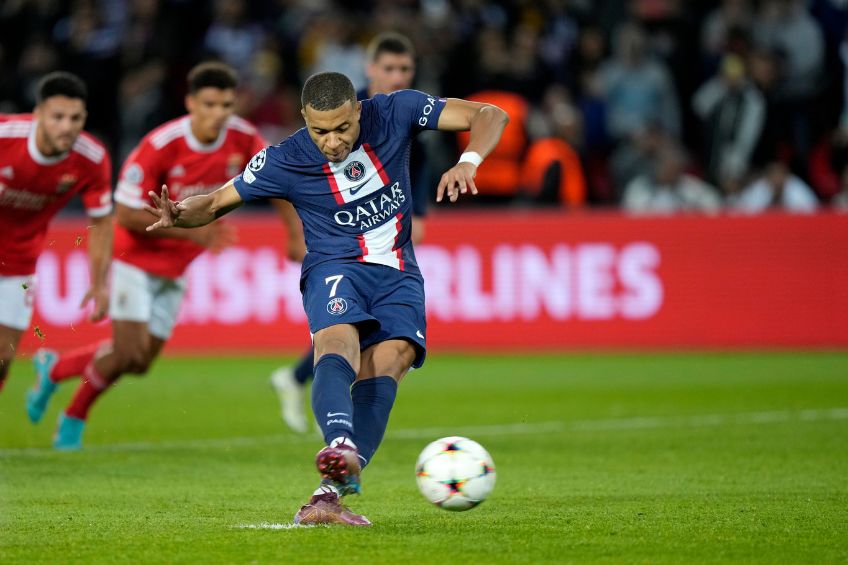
[80,284,109,322]
[436,162,478,203]
[192,221,237,252]
[144,184,185,231]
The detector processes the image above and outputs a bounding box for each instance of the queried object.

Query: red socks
[50,341,110,383]
[64,361,112,420]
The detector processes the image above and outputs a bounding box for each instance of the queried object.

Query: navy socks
[351,376,398,468]
[294,348,314,385]
[311,354,356,444]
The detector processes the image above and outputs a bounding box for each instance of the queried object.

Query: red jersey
[0,114,112,276]
[113,115,266,279]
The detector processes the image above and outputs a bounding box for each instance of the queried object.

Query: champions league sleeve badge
[243,148,266,184]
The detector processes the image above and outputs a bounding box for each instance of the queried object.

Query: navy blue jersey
[357,88,430,218]
[233,90,446,277]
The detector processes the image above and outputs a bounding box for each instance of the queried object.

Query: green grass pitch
[1,352,847,564]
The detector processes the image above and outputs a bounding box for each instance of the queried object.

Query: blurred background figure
[732,161,819,212]
[692,53,765,198]
[600,21,680,143]
[622,144,722,214]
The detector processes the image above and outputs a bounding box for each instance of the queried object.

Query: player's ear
[184,94,194,114]
[300,107,307,123]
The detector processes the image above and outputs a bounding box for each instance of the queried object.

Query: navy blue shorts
[301,261,427,368]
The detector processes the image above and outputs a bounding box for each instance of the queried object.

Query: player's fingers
[146,219,165,232]
[467,176,478,195]
[148,190,161,207]
[160,184,170,202]
[143,204,161,217]
[78,290,91,308]
[176,202,188,210]
[458,178,467,194]
[436,174,448,202]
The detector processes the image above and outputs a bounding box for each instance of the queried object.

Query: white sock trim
[329,436,357,450]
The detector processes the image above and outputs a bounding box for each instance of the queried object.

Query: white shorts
[109,260,186,340]
[0,274,36,331]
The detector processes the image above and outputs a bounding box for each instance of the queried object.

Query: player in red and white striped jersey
[26,62,300,449]
[0,72,112,394]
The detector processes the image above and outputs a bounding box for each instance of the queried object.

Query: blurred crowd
[3,0,848,213]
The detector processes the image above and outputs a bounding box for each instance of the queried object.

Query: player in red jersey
[26,62,299,449]
[0,72,112,395]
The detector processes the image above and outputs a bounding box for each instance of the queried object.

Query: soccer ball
[415,436,496,511]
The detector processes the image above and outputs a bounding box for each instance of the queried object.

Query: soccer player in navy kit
[146,72,508,526]
[270,32,430,435]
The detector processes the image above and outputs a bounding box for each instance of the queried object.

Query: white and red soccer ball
[415,436,496,511]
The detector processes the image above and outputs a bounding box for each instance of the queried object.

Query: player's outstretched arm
[145,180,243,231]
[434,99,509,203]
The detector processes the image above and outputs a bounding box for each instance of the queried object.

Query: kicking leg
[352,339,416,468]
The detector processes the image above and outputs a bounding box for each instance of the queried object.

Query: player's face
[367,52,415,94]
[34,96,87,155]
[186,87,236,143]
[302,100,362,163]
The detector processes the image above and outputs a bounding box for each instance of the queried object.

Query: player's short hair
[36,72,87,104]
[366,31,415,62]
[301,72,356,111]
[187,62,239,93]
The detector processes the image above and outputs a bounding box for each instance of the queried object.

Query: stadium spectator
[732,161,819,212]
[753,0,825,174]
[1,72,112,395]
[524,85,588,206]
[622,143,722,214]
[610,121,668,199]
[270,31,433,434]
[692,53,765,194]
[144,71,508,526]
[701,0,754,69]
[599,21,681,142]
[298,13,367,90]
[203,0,266,75]
[25,63,278,450]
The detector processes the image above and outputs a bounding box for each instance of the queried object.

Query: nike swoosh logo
[349,181,368,195]
[327,412,349,417]
[416,330,425,339]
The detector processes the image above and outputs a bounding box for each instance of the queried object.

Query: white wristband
[458,151,483,167]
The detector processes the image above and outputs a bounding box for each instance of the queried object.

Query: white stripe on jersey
[115,181,145,209]
[151,118,186,150]
[72,135,106,164]
[0,121,31,138]
[228,116,258,135]
[325,145,387,204]
[359,213,403,270]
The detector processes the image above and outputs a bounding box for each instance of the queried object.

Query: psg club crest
[343,161,365,182]
[327,297,348,315]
